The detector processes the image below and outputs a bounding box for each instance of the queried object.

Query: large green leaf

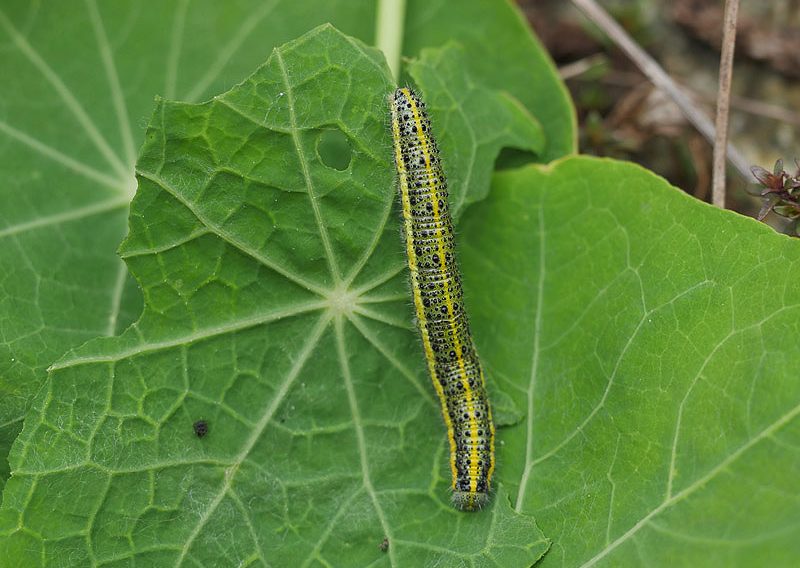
[0,0,374,487]
[459,158,800,566]
[0,0,573,490]
[0,25,549,567]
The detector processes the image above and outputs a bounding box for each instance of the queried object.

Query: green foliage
[0,23,552,568]
[462,159,800,566]
[3,2,798,567]
[0,0,573,489]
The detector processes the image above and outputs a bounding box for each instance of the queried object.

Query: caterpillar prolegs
[389,88,495,511]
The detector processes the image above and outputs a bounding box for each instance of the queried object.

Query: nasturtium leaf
[0,0,574,491]
[0,0,378,487]
[459,157,800,567]
[0,26,548,567]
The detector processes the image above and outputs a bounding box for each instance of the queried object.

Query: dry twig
[711,0,739,208]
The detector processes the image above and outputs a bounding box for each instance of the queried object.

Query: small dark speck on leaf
[379,537,389,552]
[193,420,209,438]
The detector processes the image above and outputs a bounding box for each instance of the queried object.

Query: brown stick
[711,0,740,208]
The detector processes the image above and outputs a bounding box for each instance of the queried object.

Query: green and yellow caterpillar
[389,87,495,511]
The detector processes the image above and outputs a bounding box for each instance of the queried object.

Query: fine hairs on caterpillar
[389,87,495,511]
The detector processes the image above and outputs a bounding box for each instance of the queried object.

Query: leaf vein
[136,170,328,296]
[174,314,330,566]
[49,301,327,370]
[86,0,136,167]
[334,316,397,567]
[275,48,342,285]
[0,9,129,178]
[580,398,800,567]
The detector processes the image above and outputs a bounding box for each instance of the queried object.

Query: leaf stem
[375,0,406,82]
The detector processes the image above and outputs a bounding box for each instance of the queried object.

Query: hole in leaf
[318,129,352,171]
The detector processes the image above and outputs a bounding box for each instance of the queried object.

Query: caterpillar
[389,87,495,511]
